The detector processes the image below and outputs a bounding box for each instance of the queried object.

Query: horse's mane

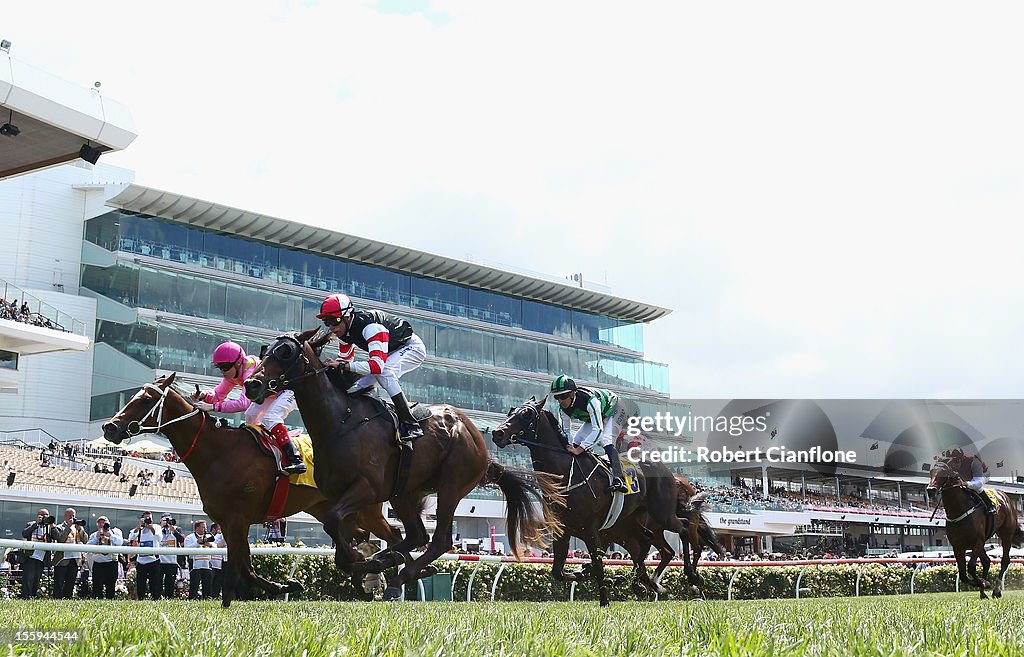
[538,407,569,448]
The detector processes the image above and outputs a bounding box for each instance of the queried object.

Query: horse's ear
[529,395,536,402]
[259,344,268,359]
[296,327,320,343]
[162,372,177,387]
[507,407,514,417]
[537,395,548,407]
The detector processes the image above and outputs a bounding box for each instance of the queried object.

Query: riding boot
[269,423,306,475]
[978,489,996,514]
[390,393,423,440]
[603,444,628,493]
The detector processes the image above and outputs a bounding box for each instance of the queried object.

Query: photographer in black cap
[185,519,215,599]
[20,507,59,598]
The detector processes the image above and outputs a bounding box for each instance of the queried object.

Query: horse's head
[245,328,325,403]
[926,457,964,497]
[492,395,550,448]
[102,372,178,444]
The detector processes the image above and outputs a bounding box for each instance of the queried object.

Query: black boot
[603,444,627,493]
[281,441,306,475]
[978,489,996,514]
[390,393,423,440]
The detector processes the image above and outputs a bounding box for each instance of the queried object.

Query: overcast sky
[9,2,1024,399]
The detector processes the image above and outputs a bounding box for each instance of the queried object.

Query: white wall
[0,163,134,442]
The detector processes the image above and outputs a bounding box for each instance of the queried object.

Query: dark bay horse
[927,457,1024,598]
[492,396,725,605]
[101,373,400,606]
[243,330,564,600]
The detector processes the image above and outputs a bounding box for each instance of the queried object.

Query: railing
[0,278,87,337]
[3,539,1022,603]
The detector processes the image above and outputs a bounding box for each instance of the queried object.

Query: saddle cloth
[242,425,317,487]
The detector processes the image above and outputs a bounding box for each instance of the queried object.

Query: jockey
[191,341,306,474]
[316,293,427,440]
[944,446,995,514]
[551,375,628,493]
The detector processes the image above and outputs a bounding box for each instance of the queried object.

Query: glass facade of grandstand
[82,211,686,450]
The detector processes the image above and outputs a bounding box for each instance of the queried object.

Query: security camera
[0,123,19,137]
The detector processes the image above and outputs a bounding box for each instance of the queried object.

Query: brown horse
[243,330,564,600]
[101,373,401,606]
[492,396,725,604]
[927,457,1024,598]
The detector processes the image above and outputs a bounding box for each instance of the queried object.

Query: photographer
[158,514,186,598]
[209,522,226,598]
[127,511,161,599]
[184,520,215,599]
[87,516,123,599]
[20,507,59,598]
[52,507,87,599]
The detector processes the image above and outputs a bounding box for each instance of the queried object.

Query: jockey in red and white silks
[317,293,427,438]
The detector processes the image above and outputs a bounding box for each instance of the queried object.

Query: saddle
[350,387,432,445]
[239,425,316,484]
[590,453,642,496]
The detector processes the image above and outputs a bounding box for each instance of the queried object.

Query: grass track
[2,591,1023,656]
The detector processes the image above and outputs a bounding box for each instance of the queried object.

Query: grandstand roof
[0,50,136,181]
[105,185,672,323]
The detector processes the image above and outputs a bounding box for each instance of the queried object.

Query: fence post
[451,566,463,600]
[727,568,740,601]
[795,569,808,599]
[855,563,866,597]
[283,556,301,602]
[465,561,483,602]
[490,562,507,602]
[569,580,577,602]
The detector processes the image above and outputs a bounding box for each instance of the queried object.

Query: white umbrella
[123,439,170,454]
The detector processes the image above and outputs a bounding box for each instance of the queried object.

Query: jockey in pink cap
[190,341,306,474]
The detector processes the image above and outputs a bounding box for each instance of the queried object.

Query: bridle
[124,383,200,437]
[928,459,982,523]
[500,404,563,453]
[257,334,331,395]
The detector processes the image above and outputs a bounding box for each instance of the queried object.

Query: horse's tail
[680,492,727,557]
[483,461,565,560]
[1013,524,1024,548]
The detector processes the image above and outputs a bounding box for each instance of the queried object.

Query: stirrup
[608,477,627,494]
[399,421,423,441]
[283,460,307,475]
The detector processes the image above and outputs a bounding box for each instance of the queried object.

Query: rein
[258,336,332,395]
[929,461,982,524]
[503,404,600,496]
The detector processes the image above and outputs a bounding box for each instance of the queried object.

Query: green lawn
[2,592,1022,656]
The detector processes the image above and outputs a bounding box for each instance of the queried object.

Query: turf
[2,591,1022,656]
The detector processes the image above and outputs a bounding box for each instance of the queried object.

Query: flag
[770,427,778,439]
[996,460,1004,468]
[869,441,879,450]
[922,463,932,472]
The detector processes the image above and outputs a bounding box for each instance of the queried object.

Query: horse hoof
[993,590,1002,599]
[382,586,404,601]
[221,599,231,608]
[420,565,438,578]
[599,587,610,607]
[282,579,303,594]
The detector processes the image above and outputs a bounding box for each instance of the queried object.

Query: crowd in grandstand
[0,297,60,330]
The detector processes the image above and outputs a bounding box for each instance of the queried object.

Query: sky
[7,1,1024,399]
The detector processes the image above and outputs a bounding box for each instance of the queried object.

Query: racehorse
[243,329,564,600]
[927,456,1024,598]
[101,373,401,606]
[492,396,725,604]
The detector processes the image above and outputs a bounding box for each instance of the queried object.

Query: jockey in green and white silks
[551,375,628,493]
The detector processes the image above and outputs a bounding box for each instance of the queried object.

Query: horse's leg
[993,532,1012,599]
[355,503,404,548]
[687,521,704,585]
[364,494,428,577]
[620,534,659,597]
[550,533,574,583]
[323,481,379,574]
[220,522,300,608]
[977,542,992,600]
[583,529,610,607]
[382,485,464,601]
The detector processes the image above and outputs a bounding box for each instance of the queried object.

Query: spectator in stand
[163,467,176,484]
[113,456,123,476]
[87,515,123,599]
[21,507,59,598]
[52,507,87,599]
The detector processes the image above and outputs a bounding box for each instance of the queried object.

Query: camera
[163,517,176,526]
[73,518,86,526]
[40,514,56,526]
[102,522,110,531]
